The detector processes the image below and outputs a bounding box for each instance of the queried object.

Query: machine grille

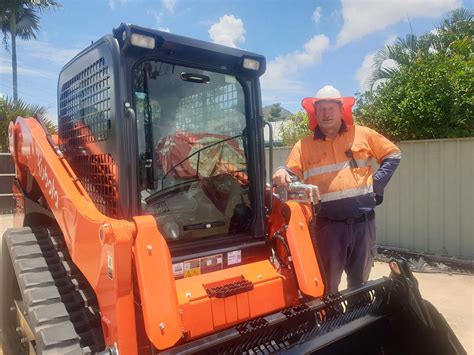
[59,57,111,147]
[58,57,119,218]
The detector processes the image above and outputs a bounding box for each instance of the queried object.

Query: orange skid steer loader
[2,24,466,354]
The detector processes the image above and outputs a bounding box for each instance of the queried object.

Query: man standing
[272,85,401,294]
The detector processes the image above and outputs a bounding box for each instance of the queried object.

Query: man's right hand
[272,168,292,187]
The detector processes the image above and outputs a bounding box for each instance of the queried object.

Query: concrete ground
[342,260,473,354]
[0,214,472,353]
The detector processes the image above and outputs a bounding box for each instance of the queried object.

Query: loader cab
[134,62,252,241]
[58,24,268,259]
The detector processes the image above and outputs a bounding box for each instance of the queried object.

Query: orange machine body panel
[133,215,184,349]
[285,202,325,297]
[9,117,325,353]
[175,260,288,339]
[267,195,325,298]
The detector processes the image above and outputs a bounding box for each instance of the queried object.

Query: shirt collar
[314,120,348,140]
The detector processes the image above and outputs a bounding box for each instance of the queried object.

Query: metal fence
[0,153,15,214]
[266,137,474,260]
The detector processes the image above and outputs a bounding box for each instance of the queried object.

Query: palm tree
[0,1,61,102]
[368,8,473,90]
[429,8,473,54]
[0,95,57,152]
[368,34,428,89]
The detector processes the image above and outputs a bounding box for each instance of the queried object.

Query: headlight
[243,57,260,71]
[131,33,155,49]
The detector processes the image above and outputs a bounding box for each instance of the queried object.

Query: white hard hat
[314,85,343,104]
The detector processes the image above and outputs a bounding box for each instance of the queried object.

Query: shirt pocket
[351,144,371,161]
[350,145,373,182]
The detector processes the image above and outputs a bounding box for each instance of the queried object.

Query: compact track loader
[2,24,466,354]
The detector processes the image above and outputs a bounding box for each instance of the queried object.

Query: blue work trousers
[311,218,376,294]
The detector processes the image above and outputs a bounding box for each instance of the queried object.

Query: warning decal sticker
[172,262,184,279]
[227,250,241,265]
[200,254,223,274]
[179,254,224,278]
[184,259,201,278]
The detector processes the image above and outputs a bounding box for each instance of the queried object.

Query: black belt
[317,210,375,225]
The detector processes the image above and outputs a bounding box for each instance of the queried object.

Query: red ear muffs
[301,97,356,131]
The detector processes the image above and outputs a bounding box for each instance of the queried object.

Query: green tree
[369,34,424,88]
[0,96,57,152]
[369,8,473,89]
[268,103,282,122]
[279,111,311,146]
[355,52,473,141]
[0,0,61,101]
[428,8,473,54]
[356,8,473,141]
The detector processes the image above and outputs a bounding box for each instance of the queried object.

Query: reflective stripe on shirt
[384,151,402,160]
[303,158,372,180]
[320,185,374,203]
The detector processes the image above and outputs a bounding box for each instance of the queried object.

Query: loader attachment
[163,258,466,355]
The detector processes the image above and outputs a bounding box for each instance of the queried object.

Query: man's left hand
[375,195,383,206]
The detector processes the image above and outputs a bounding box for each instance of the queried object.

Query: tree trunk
[12,34,18,102]
[10,14,18,102]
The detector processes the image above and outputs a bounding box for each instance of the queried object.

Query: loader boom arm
[8,117,183,353]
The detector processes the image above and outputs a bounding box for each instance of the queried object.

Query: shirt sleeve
[366,128,401,196]
[284,139,304,180]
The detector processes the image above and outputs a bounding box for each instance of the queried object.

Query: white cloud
[108,0,127,10]
[356,51,399,92]
[148,10,167,30]
[208,14,245,48]
[148,8,171,33]
[18,41,81,66]
[163,0,176,13]
[312,7,322,24]
[336,0,461,47]
[0,63,54,78]
[356,52,375,92]
[198,19,214,26]
[384,34,398,47]
[261,35,330,101]
[355,34,400,91]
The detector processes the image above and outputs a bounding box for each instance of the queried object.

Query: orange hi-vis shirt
[286,124,401,220]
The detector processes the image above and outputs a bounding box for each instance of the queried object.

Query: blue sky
[0,0,470,124]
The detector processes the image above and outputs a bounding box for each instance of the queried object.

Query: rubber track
[4,226,105,354]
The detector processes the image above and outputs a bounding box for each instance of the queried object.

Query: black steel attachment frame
[161,258,466,355]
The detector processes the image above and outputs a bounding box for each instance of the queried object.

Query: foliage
[268,103,282,122]
[369,8,473,89]
[355,52,473,141]
[0,96,57,152]
[0,0,61,100]
[279,110,311,146]
[355,8,474,141]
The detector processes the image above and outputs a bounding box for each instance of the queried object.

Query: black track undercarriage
[2,226,105,354]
